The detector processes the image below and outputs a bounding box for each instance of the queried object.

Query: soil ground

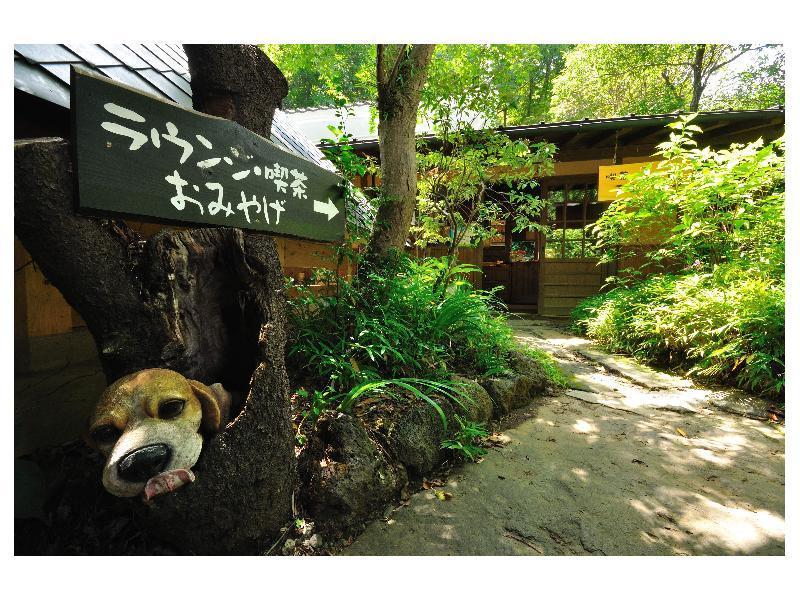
[343,315,785,556]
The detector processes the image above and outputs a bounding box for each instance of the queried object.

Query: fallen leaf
[422,480,431,490]
[443,492,453,500]
[487,432,512,447]
[676,428,688,437]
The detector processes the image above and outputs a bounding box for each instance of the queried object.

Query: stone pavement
[343,316,785,555]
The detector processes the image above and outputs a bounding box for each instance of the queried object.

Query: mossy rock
[451,375,493,423]
[299,411,408,535]
[480,350,549,415]
[507,349,551,389]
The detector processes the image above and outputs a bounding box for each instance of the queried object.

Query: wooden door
[510,261,539,305]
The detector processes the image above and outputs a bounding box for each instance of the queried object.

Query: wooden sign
[597,162,656,202]
[71,67,345,242]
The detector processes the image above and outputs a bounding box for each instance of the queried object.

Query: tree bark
[362,44,435,263]
[689,44,706,112]
[14,45,295,554]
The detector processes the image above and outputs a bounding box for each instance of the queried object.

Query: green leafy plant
[340,377,474,431]
[574,117,784,400]
[413,123,555,261]
[441,415,489,462]
[286,252,542,435]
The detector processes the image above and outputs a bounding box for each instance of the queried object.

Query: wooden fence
[538,259,610,317]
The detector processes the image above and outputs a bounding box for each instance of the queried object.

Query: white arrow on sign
[313,198,340,221]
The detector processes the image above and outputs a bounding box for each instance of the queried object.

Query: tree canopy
[550,44,783,120]
[264,43,783,123]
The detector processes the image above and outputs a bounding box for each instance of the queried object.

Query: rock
[382,394,456,477]
[451,375,493,423]
[507,349,551,390]
[299,411,408,535]
[480,351,549,415]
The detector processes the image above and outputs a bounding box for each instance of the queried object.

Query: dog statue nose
[117,444,171,483]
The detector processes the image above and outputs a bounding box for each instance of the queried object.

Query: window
[544,183,604,259]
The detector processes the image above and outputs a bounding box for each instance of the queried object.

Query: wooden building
[328,107,785,316]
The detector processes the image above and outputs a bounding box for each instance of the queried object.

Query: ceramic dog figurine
[86,368,231,501]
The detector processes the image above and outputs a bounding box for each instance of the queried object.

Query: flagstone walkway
[343,316,785,556]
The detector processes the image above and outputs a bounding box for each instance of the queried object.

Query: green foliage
[265,44,570,123]
[319,101,378,239]
[341,377,472,431]
[441,416,489,462]
[575,117,784,399]
[287,253,520,427]
[413,125,555,254]
[265,43,782,124]
[263,44,376,108]
[591,115,785,275]
[710,47,785,110]
[572,265,784,398]
[422,44,571,126]
[551,44,783,120]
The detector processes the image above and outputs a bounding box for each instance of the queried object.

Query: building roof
[328,107,786,163]
[13,43,332,170]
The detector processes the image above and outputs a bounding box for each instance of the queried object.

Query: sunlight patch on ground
[439,524,457,541]
[689,447,732,467]
[571,467,589,482]
[573,419,598,434]
[680,497,785,553]
[546,336,592,348]
[630,488,785,554]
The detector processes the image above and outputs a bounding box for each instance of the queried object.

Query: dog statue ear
[188,380,232,434]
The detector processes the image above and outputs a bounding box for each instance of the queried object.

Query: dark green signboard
[71,67,345,242]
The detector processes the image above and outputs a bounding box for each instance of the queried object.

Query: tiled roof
[13,43,332,171]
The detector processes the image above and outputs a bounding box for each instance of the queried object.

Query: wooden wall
[14,225,350,351]
[538,259,610,317]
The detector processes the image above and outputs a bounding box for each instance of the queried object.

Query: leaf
[676,428,688,437]
[434,490,446,501]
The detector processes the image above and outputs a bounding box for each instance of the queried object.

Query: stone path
[343,316,785,556]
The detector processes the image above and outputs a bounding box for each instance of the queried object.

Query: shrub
[441,416,489,462]
[572,264,784,398]
[575,117,784,401]
[287,252,557,431]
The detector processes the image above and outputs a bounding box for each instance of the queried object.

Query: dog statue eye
[158,399,185,419]
[91,425,121,446]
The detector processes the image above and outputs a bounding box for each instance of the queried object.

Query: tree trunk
[14,45,295,554]
[362,44,435,264]
[689,44,706,112]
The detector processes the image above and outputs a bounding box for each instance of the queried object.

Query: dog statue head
[87,368,231,500]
